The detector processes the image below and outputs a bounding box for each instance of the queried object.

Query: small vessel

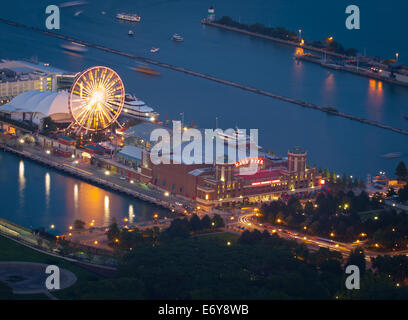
[122,93,160,121]
[101,11,106,15]
[404,115,408,120]
[382,152,402,159]
[116,13,141,22]
[128,30,134,36]
[133,65,160,76]
[150,47,159,53]
[172,33,184,42]
[74,10,83,16]
[61,42,88,53]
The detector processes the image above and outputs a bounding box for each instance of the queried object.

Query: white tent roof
[0,90,69,116]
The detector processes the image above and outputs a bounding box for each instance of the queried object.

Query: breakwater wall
[1,18,408,136]
[201,20,346,59]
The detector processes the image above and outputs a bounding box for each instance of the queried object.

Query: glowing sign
[320,179,326,185]
[251,179,281,186]
[235,157,264,168]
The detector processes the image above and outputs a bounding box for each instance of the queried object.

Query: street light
[396,52,399,62]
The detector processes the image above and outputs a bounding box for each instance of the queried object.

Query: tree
[41,116,58,134]
[200,215,212,230]
[396,161,408,180]
[166,218,190,238]
[346,247,366,276]
[107,222,120,243]
[189,214,202,231]
[211,214,225,229]
[73,219,85,230]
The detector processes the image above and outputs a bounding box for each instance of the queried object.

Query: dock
[1,18,408,136]
[296,54,408,87]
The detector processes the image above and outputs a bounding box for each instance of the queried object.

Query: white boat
[150,47,160,53]
[382,152,402,159]
[122,94,159,122]
[172,33,184,42]
[128,30,134,36]
[61,42,88,53]
[116,13,141,22]
[101,11,106,15]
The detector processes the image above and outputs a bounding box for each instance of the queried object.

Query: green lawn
[0,235,102,300]
[194,231,239,243]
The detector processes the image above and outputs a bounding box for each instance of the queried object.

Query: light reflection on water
[45,172,50,209]
[0,152,171,231]
[18,160,25,208]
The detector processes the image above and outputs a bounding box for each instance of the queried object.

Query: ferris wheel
[68,66,125,133]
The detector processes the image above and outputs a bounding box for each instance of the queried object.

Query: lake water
[0,0,407,229]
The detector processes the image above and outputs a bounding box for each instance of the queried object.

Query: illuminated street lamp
[396,52,399,62]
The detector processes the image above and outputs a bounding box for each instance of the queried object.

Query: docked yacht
[122,94,159,122]
[150,47,160,53]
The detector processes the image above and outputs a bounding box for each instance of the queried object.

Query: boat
[61,42,88,53]
[133,65,160,76]
[382,152,402,159]
[172,33,184,42]
[404,115,408,120]
[150,47,160,53]
[116,13,141,22]
[128,30,134,36]
[101,11,106,15]
[122,94,159,121]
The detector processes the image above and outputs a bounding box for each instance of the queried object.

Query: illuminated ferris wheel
[68,66,125,133]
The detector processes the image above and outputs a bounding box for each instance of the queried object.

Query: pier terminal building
[96,123,324,209]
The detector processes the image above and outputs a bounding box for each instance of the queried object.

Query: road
[228,211,408,261]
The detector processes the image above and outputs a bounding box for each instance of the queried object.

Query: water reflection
[129,204,134,223]
[104,195,110,225]
[45,172,50,209]
[18,160,25,207]
[367,79,384,121]
[73,183,79,211]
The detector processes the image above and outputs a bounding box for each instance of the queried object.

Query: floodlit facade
[0,59,73,102]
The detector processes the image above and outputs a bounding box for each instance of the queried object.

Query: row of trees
[62,228,408,299]
[260,191,408,250]
[106,214,225,251]
[216,16,358,56]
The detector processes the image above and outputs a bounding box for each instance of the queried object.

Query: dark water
[0,0,407,229]
[0,151,170,232]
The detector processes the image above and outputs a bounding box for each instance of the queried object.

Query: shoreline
[0,143,187,215]
[0,18,407,136]
[202,19,408,88]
